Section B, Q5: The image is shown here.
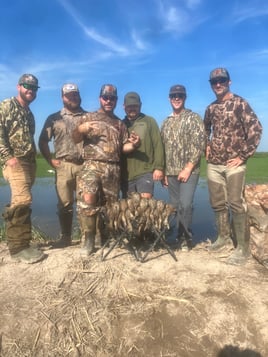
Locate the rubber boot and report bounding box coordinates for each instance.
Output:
[208,210,231,251]
[226,212,250,265]
[79,215,96,257]
[3,205,44,264]
[51,209,73,248]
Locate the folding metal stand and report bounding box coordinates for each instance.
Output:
[100,226,178,263]
[137,227,178,263]
[100,230,140,261]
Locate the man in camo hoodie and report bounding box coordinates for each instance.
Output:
[204,67,262,265]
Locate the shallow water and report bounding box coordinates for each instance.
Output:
[0,177,215,242]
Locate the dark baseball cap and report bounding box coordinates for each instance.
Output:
[62,83,79,95]
[169,84,186,96]
[124,92,141,106]
[100,84,117,97]
[18,74,39,88]
[209,68,230,81]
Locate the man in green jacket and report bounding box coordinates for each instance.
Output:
[121,92,164,199]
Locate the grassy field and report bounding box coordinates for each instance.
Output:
[0,152,267,183]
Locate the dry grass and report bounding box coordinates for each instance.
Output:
[0,241,267,357]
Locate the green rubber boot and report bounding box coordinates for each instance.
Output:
[226,212,250,265]
[11,246,45,264]
[208,210,231,251]
[79,215,96,257]
[51,209,73,248]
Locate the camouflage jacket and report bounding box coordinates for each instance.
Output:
[79,111,129,163]
[0,97,36,165]
[161,109,206,175]
[39,107,85,160]
[204,94,262,165]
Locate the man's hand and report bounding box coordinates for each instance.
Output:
[153,169,164,181]
[6,157,19,168]
[78,121,100,135]
[227,157,244,168]
[205,146,211,160]
[50,158,61,168]
[128,131,140,148]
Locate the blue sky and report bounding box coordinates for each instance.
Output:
[0,0,267,152]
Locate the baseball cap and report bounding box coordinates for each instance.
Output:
[169,84,186,96]
[62,83,79,95]
[18,74,39,88]
[100,84,117,97]
[209,68,230,81]
[124,92,141,106]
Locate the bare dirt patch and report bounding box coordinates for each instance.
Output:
[0,241,267,357]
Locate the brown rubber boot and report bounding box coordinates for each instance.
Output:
[208,210,231,251]
[226,212,250,265]
[79,215,96,257]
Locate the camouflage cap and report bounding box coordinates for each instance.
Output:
[62,83,79,95]
[169,84,186,96]
[100,84,117,97]
[209,68,230,81]
[124,92,141,106]
[18,74,39,87]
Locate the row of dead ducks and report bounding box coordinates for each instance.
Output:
[101,192,176,235]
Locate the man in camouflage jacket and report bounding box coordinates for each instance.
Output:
[0,74,44,263]
[39,83,85,248]
[73,84,140,257]
[204,67,262,265]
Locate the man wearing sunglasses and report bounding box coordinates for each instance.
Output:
[204,67,262,265]
[161,85,206,252]
[73,84,140,256]
[0,74,44,263]
[39,83,86,249]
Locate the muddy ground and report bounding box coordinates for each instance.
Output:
[0,239,267,357]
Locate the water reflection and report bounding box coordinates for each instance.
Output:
[0,178,215,242]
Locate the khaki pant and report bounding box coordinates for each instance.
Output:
[207,163,247,214]
[55,161,82,211]
[3,159,36,208]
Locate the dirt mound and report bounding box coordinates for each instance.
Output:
[0,241,267,357]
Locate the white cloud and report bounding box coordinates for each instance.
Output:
[57,0,145,56]
[185,0,202,10]
[131,30,148,51]
[157,0,206,36]
[232,3,268,23]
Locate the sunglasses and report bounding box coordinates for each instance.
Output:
[21,83,39,91]
[169,93,185,99]
[101,95,117,101]
[210,78,228,86]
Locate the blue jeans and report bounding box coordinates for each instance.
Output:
[166,173,199,240]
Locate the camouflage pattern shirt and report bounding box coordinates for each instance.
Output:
[79,111,129,163]
[39,107,85,160]
[161,109,206,175]
[204,94,262,165]
[0,97,36,165]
